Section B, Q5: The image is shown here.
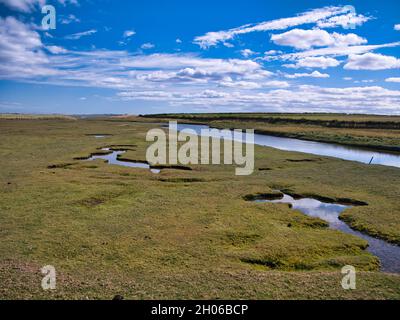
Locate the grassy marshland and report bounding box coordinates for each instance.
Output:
[0,117,399,299]
[141,113,400,152]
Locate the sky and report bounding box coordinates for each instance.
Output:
[0,0,399,115]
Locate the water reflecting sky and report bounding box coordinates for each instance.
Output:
[176,124,400,168]
[87,148,160,173]
[256,194,400,273]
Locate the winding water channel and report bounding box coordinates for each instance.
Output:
[253,193,400,273]
[175,123,400,168]
[83,124,400,272]
[174,123,400,272]
[86,148,160,173]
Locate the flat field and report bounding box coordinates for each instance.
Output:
[0,117,399,299]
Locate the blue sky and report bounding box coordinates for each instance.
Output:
[0,0,399,114]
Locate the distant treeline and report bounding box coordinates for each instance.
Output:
[141,113,400,130]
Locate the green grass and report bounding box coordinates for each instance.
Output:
[0,118,399,299]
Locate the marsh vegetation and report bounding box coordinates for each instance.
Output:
[0,115,399,299]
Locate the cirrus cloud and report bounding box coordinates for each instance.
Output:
[194,6,369,48]
[316,12,370,28]
[60,14,80,25]
[280,41,400,60]
[65,29,97,40]
[1,11,399,115]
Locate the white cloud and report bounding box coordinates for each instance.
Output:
[119,30,136,45]
[316,12,370,28]
[60,14,80,25]
[0,0,78,12]
[0,0,45,12]
[220,80,289,89]
[134,58,272,85]
[284,56,340,69]
[331,32,368,46]
[0,16,56,78]
[119,54,271,78]
[176,38,182,43]
[258,50,284,61]
[46,45,68,54]
[281,42,400,59]
[394,24,400,31]
[220,80,290,89]
[271,29,366,50]
[65,29,97,40]
[118,85,400,114]
[264,50,281,55]
[58,0,79,6]
[0,18,273,90]
[1,16,398,115]
[123,30,136,38]
[219,80,262,89]
[343,77,352,80]
[344,53,400,70]
[385,77,400,83]
[141,42,155,50]
[263,80,290,88]
[240,49,257,57]
[285,71,329,79]
[271,29,328,49]
[193,6,369,48]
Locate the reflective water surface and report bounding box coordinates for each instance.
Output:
[86,134,112,138]
[255,193,400,273]
[175,124,400,168]
[86,148,160,173]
